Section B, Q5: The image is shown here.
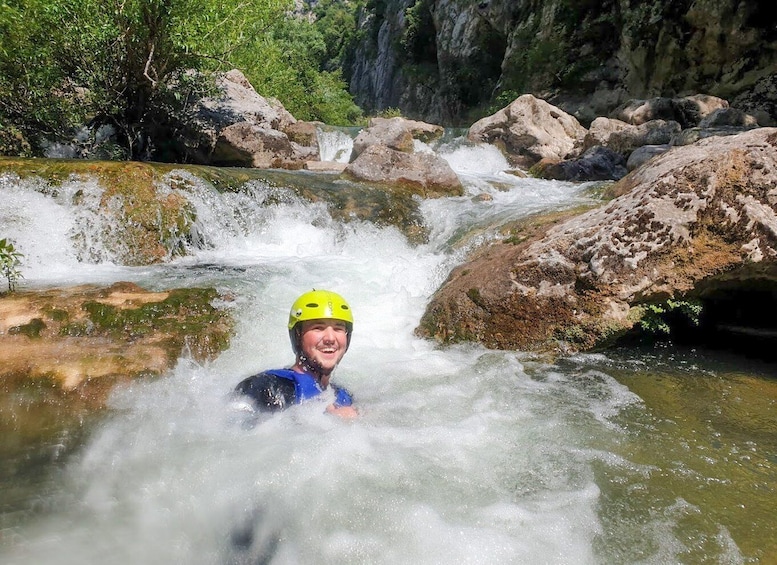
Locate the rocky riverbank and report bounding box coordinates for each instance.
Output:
[417,128,777,355]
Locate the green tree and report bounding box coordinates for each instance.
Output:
[0,0,292,159]
[241,14,362,125]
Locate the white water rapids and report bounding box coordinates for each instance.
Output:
[1,134,775,564]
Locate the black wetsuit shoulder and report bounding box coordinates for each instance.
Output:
[234,371,296,412]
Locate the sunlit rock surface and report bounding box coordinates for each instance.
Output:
[468,94,587,169]
[343,144,463,198]
[350,116,444,160]
[418,128,777,352]
[181,69,316,169]
[0,282,233,397]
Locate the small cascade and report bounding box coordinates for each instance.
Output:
[316,126,358,162]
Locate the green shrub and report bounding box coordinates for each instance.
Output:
[638,298,703,335]
[0,238,23,293]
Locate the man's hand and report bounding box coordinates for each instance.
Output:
[326,404,359,419]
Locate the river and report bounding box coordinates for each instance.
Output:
[0,133,775,564]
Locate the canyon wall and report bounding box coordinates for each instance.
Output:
[348,0,777,126]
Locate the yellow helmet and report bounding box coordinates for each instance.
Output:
[288,290,354,355]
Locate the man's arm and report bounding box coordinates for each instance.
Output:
[234,372,296,412]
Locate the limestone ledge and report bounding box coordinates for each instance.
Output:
[0,281,233,398]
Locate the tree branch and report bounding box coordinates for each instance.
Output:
[144,43,158,87]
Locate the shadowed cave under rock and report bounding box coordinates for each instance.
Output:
[624,278,777,361]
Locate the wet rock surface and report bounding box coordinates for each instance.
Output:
[0,282,233,398]
[417,128,777,353]
[342,116,461,197]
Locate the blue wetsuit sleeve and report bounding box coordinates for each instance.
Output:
[234,372,296,412]
[333,386,353,407]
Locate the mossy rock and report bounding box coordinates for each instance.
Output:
[0,281,234,396]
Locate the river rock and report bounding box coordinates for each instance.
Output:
[532,146,627,182]
[671,126,757,147]
[181,69,312,168]
[467,94,587,169]
[626,144,672,171]
[698,107,760,128]
[283,120,321,146]
[610,94,729,127]
[351,116,444,161]
[583,116,681,156]
[417,127,777,353]
[0,282,233,396]
[212,122,294,168]
[342,144,463,197]
[583,117,631,151]
[606,119,682,155]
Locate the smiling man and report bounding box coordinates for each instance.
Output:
[234,289,358,418]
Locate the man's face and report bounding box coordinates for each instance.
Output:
[299,318,348,374]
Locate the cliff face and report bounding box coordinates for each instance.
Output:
[348,0,777,126]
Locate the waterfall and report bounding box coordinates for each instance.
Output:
[0,140,774,564]
[316,126,358,163]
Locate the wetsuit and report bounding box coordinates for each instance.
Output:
[234,368,353,413]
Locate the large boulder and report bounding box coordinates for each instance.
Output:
[197,69,296,131]
[181,69,315,169]
[342,144,463,198]
[350,117,444,161]
[467,95,587,169]
[417,128,777,353]
[610,94,729,128]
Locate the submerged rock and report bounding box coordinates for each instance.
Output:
[0,282,233,398]
[417,127,777,353]
[0,157,433,253]
[0,158,196,265]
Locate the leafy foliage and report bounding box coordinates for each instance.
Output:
[241,14,363,125]
[638,298,703,335]
[0,238,24,293]
[0,0,364,158]
[401,0,436,64]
